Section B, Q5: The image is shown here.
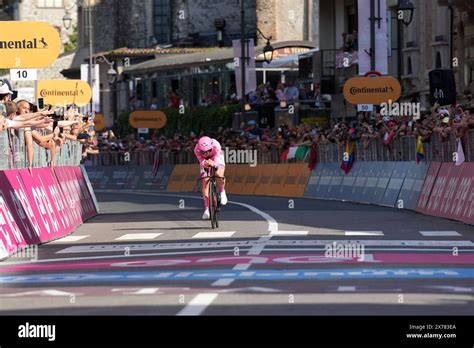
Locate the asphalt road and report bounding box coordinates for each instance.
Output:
[0,190,473,315]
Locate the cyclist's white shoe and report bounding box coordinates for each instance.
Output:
[220,191,228,205]
[202,209,210,220]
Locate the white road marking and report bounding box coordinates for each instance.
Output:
[0,289,79,297]
[265,248,473,253]
[177,293,219,316]
[211,263,253,286]
[308,228,345,235]
[0,249,246,266]
[345,231,384,236]
[115,233,162,241]
[56,239,474,254]
[233,263,252,270]
[428,286,473,293]
[211,278,235,286]
[192,231,236,239]
[419,231,461,237]
[49,235,90,243]
[212,236,271,287]
[247,236,272,255]
[227,201,278,234]
[2,246,474,267]
[218,287,281,293]
[117,191,279,234]
[271,230,309,236]
[337,286,356,292]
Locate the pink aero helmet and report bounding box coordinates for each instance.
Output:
[197,136,213,154]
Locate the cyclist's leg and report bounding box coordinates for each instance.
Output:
[202,177,210,207]
[216,166,227,205]
[200,166,210,218]
[216,166,225,191]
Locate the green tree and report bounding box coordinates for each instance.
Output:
[116,104,239,139]
[64,25,78,53]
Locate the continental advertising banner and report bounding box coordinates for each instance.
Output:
[129,111,167,129]
[0,21,61,68]
[37,80,92,107]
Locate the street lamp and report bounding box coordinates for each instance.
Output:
[107,66,117,85]
[96,54,118,127]
[262,40,274,65]
[255,28,274,65]
[62,0,94,115]
[396,0,415,86]
[240,0,274,126]
[398,0,415,27]
[62,11,73,30]
[97,55,118,85]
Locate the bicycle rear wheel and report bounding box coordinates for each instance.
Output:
[214,183,219,228]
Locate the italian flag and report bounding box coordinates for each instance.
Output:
[280,146,308,161]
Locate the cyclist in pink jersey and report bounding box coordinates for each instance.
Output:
[194,136,227,219]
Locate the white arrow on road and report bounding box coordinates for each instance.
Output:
[0,289,80,297]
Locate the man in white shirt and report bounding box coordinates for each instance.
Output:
[0,80,13,117]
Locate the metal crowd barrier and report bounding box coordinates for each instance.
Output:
[85,130,474,166]
[0,130,83,170]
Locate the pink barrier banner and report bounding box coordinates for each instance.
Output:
[416,162,441,213]
[0,170,43,245]
[417,162,474,225]
[456,163,474,225]
[436,163,463,220]
[0,171,28,259]
[424,163,451,214]
[71,166,97,220]
[0,166,97,259]
[53,166,83,227]
[18,168,69,242]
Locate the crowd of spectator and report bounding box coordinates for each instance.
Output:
[4,74,473,168]
[0,81,99,171]
[242,81,330,107]
[95,99,474,163]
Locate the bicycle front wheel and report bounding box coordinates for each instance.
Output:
[209,179,216,229]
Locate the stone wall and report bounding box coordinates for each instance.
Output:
[18,0,78,53]
[174,0,256,44]
[93,0,118,52]
[257,0,319,44]
[256,0,276,45]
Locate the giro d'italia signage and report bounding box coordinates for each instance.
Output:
[0,21,61,68]
[129,111,167,129]
[343,73,401,105]
[37,80,92,107]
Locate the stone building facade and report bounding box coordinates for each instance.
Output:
[172,0,256,46]
[385,0,452,106]
[90,0,319,51]
[317,0,454,111]
[90,0,256,51]
[440,0,474,98]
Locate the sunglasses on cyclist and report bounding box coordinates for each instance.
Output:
[200,149,212,156]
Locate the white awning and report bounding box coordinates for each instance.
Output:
[262,48,319,69]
